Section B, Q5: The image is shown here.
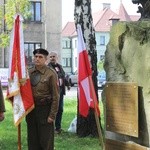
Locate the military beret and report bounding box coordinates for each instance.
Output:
[33,48,49,56]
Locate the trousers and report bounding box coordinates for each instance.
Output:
[26,105,54,150]
[55,88,64,130]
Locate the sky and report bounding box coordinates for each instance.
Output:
[62,0,140,28]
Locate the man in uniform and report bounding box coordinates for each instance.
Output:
[48,51,70,134]
[0,80,5,122]
[26,48,59,150]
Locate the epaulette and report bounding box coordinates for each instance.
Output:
[28,66,34,70]
[48,66,57,76]
[27,66,34,71]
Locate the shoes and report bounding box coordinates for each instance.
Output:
[55,128,64,134]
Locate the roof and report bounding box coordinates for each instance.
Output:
[62,3,140,36]
[118,3,131,21]
[62,22,76,37]
[130,15,140,21]
[93,8,119,32]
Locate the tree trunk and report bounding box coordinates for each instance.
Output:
[74,0,101,137]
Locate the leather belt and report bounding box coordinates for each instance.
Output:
[35,96,52,106]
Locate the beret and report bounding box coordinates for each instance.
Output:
[33,48,49,56]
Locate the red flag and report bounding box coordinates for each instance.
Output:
[77,25,100,117]
[7,14,34,126]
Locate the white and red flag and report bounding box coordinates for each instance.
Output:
[77,25,100,117]
[7,14,34,126]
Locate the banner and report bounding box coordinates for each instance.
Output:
[77,25,100,117]
[7,14,34,126]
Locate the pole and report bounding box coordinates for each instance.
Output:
[18,123,21,150]
[89,76,105,150]
[94,110,105,150]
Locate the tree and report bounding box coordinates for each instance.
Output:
[74,0,102,137]
[0,0,31,47]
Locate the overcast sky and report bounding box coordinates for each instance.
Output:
[62,0,140,28]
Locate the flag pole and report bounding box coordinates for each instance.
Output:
[89,76,105,150]
[94,110,105,150]
[18,123,21,150]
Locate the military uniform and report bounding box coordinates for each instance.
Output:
[0,81,5,113]
[26,65,59,150]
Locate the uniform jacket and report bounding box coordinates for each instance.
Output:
[0,81,5,112]
[29,65,59,120]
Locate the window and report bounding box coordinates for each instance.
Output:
[100,55,105,61]
[67,41,70,48]
[75,57,77,68]
[62,40,70,48]
[62,58,71,67]
[30,2,42,22]
[24,42,42,66]
[100,36,105,45]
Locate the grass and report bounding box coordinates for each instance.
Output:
[0,96,104,150]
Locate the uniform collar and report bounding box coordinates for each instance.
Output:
[31,65,47,74]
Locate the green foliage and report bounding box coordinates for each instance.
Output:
[0,97,104,150]
[5,0,31,30]
[0,33,10,47]
[0,0,31,47]
[97,60,104,71]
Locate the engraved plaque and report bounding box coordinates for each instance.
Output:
[105,139,148,150]
[105,82,138,137]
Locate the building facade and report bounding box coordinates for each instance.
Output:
[61,3,140,73]
[0,0,62,68]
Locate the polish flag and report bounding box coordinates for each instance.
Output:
[7,14,34,126]
[77,25,100,117]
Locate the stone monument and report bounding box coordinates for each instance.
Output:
[132,0,150,19]
[103,12,150,149]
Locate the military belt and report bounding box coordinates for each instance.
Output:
[35,96,52,106]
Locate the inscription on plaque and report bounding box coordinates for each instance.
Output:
[105,139,148,150]
[105,82,138,137]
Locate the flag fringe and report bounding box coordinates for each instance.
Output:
[19,78,28,86]
[7,90,20,99]
[14,104,34,126]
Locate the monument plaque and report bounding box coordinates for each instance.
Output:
[105,82,138,137]
[105,139,148,150]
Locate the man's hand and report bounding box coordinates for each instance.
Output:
[0,112,4,122]
[67,86,71,91]
[47,117,54,123]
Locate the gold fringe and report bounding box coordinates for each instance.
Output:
[14,104,35,127]
[7,90,20,99]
